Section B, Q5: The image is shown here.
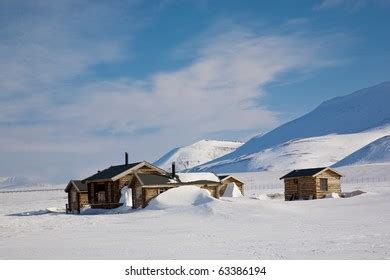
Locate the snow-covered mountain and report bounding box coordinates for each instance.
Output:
[154,140,243,171]
[192,81,390,172]
[0,176,64,190]
[333,135,390,167]
[0,176,31,189]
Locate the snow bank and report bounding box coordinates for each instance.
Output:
[222,182,243,197]
[254,193,284,200]
[119,186,132,207]
[325,192,340,199]
[256,194,271,201]
[341,190,366,198]
[176,172,220,183]
[10,207,65,216]
[147,185,216,210]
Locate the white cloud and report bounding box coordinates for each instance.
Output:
[74,29,336,135]
[0,6,342,181]
[315,0,390,10]
[0,0,140,95]
[17,28,337,148]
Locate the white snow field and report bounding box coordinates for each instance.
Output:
[0,164,389,260]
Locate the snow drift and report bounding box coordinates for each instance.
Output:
[333,135,390,167]
[222,183,243,197]
[147,186,216,210]
[119,186,132,207]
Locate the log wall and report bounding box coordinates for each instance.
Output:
[284,177,316,200]
[315,170,341,198]
[284,171,341,200]
[79,193,88,206]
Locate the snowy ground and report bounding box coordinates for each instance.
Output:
[0,164,389,260]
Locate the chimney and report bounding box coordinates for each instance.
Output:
[125,152,129,165]
[171,162,176,178]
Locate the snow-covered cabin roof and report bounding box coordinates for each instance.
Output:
[176,172,220,184]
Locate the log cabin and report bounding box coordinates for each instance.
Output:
[83,155,170,209]
[218,175,245,196]
[280,167,343,201]
[64,154,246,213]
[65,180,88,213]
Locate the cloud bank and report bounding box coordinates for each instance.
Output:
[0,2,340,181]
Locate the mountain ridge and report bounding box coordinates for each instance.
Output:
[191,81,390,172]
[333,135,390,167]
[154,139,243,171]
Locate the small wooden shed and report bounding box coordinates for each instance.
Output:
[218,175,245,196]
[65,180,88,213]
[280,167,343,201]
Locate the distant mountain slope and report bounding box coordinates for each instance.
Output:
[333,135,390,167]
[193,81,390,172]
[0,176,30,189]
[0,176,64,190]
[154,140,243,172]
[193,127,390,173]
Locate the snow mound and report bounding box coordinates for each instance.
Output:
[333,135,390,167]
[9,207,65,216]
[341,190,366,198]
[154,139,243,171]
[222,183,243,197]
[255,194,270,200]
[119,186,132,207]
[147,186,216,210]
[177,172,220,183]
[325,192,340,199]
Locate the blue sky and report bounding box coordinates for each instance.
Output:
[1,0,390,182]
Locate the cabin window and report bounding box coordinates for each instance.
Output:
[293,179,298,184]
[320,178,328,191]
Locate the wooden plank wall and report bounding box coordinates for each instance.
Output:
[143,188,160,207]
[315,170,341,198]
[284,177,316,200]
[79,193,88,206]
